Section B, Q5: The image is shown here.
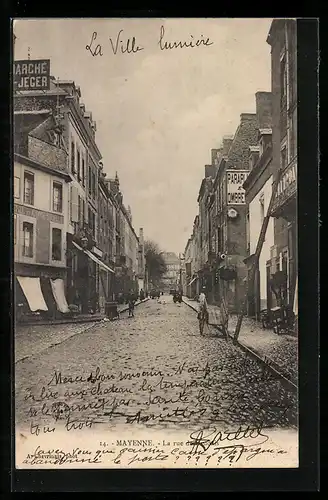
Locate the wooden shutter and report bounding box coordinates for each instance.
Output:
[70,185,79,223]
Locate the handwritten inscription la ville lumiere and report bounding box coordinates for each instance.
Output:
[85,25,214,57]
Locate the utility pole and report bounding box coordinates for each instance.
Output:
[233,167,284,343]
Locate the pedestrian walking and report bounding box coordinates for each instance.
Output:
[128,290,136,317]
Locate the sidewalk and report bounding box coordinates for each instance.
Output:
[183,296,298,387]
[16,298,150,326]
[15,298,150,362]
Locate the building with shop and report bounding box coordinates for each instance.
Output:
[208,112,259,313]
[266,19,297,319]
[14,75,115,314]
[14,110,72,319]
[243,92,274,319]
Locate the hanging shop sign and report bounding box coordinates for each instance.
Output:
[272,160,297,212]
[226,170,249,205]
[13,59,50,91]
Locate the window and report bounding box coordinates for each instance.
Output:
[281,146,287,170]
[52,227,62,261]
[71,140,75,174]
[259,193,265,224]
[24,172,34,205]
[53,182,63,213]
[77,148,81,182]
[14,215,17,245]
[246,211,250,252]
[82,157,85,187]
[88,166,92,196]
[289,109,297,161]
[88,208,95,237]
[22,221,33,257]
[280,54,287,107]
[92,172,96,199]
[14,176,20,199]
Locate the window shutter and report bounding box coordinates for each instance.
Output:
[70,186,79,223]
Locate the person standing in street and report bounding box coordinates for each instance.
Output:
[128,290,136,317]
[198,286,209,324]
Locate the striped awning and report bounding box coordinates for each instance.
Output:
[72,241,114,273]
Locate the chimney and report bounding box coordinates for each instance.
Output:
[240,113,257,122]
[222,135,234,156]
[139,228,144,244]
[255,91,272,129]
[211,148,221,166]
[205,164,215,178]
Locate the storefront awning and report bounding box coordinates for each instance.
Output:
[50,278,70,313]
[188,276,198,286]
[17,276,48,312]
[72,240,114,273]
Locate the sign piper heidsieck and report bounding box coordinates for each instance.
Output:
[13,59,50,91]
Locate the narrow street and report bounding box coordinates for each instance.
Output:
[15,297,297,434]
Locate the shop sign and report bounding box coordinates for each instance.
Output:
[272,161,297,211]
[13,59,50,91]
[226,170,249,205]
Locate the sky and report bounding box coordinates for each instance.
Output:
[13,18,272,255]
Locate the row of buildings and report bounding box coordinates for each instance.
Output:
[182,19,297,325]
[13,67,146,317]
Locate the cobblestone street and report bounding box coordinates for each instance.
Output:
[15,297,298,435]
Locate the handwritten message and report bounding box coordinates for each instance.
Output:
[85,25,214,57]
[20,350,296,436]
[19,426,297,469]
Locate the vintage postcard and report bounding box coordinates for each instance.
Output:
[13,18,299,470]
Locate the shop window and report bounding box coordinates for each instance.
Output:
[53,182,63,213]
[23,171,34,205]
[22,221,34,257]
[52,227,62,261]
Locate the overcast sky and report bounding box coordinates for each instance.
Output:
[14,18,272,255]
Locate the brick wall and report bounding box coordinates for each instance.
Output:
[28,136,68,173]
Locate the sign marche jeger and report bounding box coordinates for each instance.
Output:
[226,170,249,205]
[13,59,50,91]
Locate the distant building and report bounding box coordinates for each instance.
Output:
[161,252,180,292]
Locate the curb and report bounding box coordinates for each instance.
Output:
[117,297,150,314]
[182,297,297,393]
[16,298,151,327]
